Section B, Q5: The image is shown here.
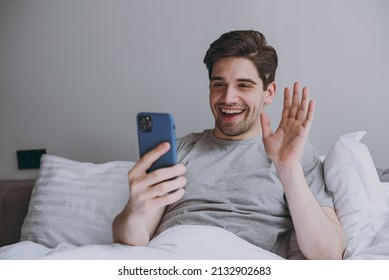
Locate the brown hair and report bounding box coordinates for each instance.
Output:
[203,30,278,90]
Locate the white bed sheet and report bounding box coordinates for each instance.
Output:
[2,223,389,260]
[0,225,283,260]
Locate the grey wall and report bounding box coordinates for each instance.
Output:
[1,0,389,179]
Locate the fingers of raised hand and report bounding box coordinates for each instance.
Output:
[296,86,310,122]
[281,87,291,119]
[260,112,272,138]
[289,82,302,117]
[283,82,313,125]
[303,99,315,130]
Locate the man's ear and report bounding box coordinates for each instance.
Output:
[264,82,276,104]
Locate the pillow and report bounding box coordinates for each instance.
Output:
[381,182,389,207]
[20,154,135,247]
[323,131,388,258]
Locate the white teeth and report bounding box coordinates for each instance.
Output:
[221,108,243,114]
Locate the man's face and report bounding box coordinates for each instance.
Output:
[209,57,274,140]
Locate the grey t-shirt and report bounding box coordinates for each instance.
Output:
[155,129,333,258]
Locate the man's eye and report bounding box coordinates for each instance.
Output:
[213,83,225,88]
[238,83,251,88]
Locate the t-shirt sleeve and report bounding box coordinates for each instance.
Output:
[176,132,204,163]
[301,142,334,208]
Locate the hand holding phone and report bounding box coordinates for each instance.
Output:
[113,122,185,245]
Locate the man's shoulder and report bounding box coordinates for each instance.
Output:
[177,130,211,145]
[302,140,319,160]
[176,130,213,156]
[300,140,323,173]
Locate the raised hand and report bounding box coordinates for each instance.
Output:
[260,82,315,167]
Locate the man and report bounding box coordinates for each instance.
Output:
[112,30,346,259]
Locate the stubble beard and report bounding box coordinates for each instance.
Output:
[215,109,260,137]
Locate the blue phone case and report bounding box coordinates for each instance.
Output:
[136,112,177,173]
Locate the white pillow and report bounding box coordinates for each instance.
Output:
[381,182,389,207]
[20,154,134,247]
[323,131,388,258]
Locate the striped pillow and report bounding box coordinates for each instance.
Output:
[20,154,134,247]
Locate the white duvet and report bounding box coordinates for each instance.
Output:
[2,223,389,260]
[0,226,283,260]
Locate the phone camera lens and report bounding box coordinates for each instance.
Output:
[139,115,152,132]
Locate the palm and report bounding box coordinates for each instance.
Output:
[261,82,314,166]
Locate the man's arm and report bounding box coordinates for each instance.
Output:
[260,82,346,259]
[276,164,345,259]
[112,142,187,246]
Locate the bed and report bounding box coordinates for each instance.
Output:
[1,131,388,260]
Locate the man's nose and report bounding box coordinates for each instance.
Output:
[223,86,238,104]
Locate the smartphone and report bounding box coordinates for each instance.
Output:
[136,112,177,173]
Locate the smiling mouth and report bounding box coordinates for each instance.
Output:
[221,108,244,114]
[219,107,246,120]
